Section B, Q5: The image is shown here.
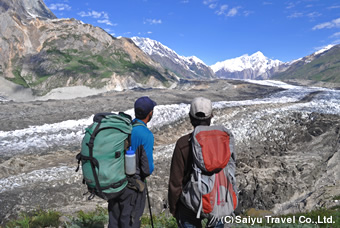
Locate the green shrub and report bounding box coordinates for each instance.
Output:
[141,213,177,228]
[4,209,61,228]
[68,206,108,228]
[30,210,61,228]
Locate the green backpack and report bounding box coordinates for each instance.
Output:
[76,112,132,200]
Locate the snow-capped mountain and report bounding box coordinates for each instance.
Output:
[211,51,288,80]
[273,44,340,82]
[131,37,215,80]
[288,44,335,65]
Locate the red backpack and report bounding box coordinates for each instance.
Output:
[180,125,238,226]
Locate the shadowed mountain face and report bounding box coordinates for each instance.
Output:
[0,0,176,96]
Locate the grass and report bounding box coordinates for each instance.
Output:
[42,47,166,82]
[2,205,339,228]
[9,41,172,93]
[6,69,29,88]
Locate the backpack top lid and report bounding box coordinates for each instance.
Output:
[93,112,132,123]
[192,125,232,173]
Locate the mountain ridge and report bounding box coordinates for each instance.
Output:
[273,44,340,83]
[131,37,215,80]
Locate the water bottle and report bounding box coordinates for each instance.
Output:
[125,146,136,175]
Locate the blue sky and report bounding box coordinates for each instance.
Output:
[45,0,340,65]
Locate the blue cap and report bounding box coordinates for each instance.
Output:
[126,147,135,155]
[134,96,157,119]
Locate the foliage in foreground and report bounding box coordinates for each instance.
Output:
[4,209,62,228]
[2,204,339,228]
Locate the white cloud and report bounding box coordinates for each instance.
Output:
[328,5,340,10]
[77,10,115,26]
[203,0,218,5]
[216,5,228,16]
[144,19,162,25]
[286,2,296,9]
[49,3,71,11]
[78,11,89,17]
[104,28,115,36]
[216,5,240,17]
[263,2,273,5]
[227,7,239,17]
[307,12,322,18]
[330,32,340,38]
[331,39,340,45]
[98,19,116,26]
[243,10,253,17]
[287,12,303,18]
[312,22,332,30]
[205,1,241,17]
[203,0,219,9]
[313,17,340,30]
[92,11,102,18]
[209,3,218,9]
[78,10,108,19]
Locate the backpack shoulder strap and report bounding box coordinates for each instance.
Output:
[132,119,145,127]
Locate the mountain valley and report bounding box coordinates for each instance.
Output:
[0,1,340,225]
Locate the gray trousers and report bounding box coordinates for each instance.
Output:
[108,187,146,228]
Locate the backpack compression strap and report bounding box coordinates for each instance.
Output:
[86,121,105,199]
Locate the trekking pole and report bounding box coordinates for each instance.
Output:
[145,180,154,228]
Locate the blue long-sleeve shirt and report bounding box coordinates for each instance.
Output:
[131,119,154,178]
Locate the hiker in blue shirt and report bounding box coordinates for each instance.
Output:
[131,97,156,177]
[108,96,156,228]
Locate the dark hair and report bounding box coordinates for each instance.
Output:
[135,107,148,119]
[189,113,211,128]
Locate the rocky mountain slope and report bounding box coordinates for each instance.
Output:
[2,0,339,100]
[273,44,340,83]
[0,0,176,97]
[211,51,289,80]
[131,37,215,80]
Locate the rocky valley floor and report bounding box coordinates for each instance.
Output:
[0,79,339,224]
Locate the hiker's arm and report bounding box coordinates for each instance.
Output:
[137,131,154,178]
[168,142,185,216]
[132,126,155,179]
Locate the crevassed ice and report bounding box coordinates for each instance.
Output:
[1,81,340,157]
[0,166,80,193]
